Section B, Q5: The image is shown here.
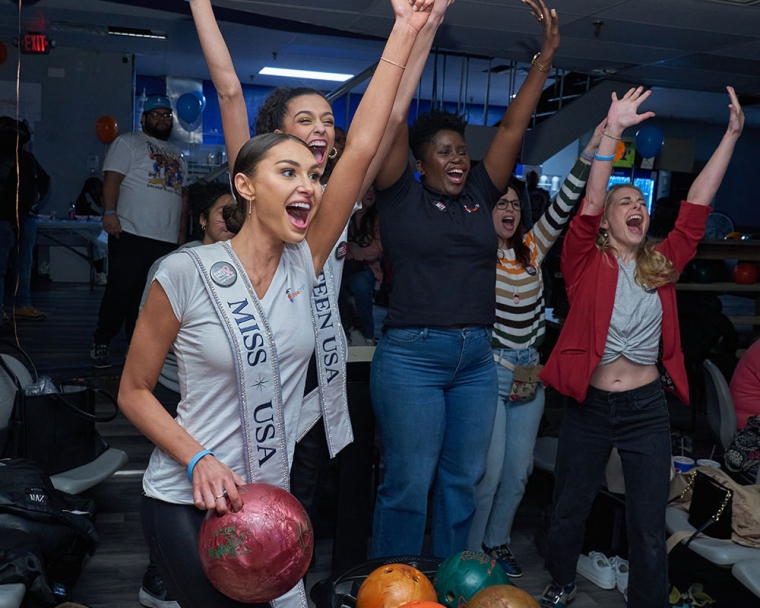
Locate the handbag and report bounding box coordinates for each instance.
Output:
[670,470,733,546]
[0,357,118,475]
[493,355,543,403]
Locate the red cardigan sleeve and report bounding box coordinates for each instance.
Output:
[654,201,711,272]
[561,199,604,301]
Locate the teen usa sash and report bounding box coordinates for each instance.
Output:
[299,255,353,456]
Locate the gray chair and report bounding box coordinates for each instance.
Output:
[703,358,738,451]
[0,354,128,608]
[731,559,760,598]
[0,354,128,494]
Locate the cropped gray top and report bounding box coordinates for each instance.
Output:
[601,258,663,366]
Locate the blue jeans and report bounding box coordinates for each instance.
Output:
[469,347,544,550]
[15,216,36,308]
[546,379,671,608]
[370,326,498,558]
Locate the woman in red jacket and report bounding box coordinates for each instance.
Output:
[537,86,744,608]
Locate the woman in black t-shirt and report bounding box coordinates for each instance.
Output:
[370,0,560,559]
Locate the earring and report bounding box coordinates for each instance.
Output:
[248,198,253,217]
[328,147,338,160]
[201,224,206,232]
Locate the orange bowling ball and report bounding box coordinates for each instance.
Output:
[466,585,539,608]
[399,601,447,608]
[357,564,438,608]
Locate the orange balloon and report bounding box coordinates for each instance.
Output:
[96,115,119,144]
[467,585,539,608]
[613,140,626,162]
[357,564,438,608]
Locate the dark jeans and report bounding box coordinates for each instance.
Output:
[546,379,671,608]
[141,496,270,608]
[344,266,375,339]
[93,231,176,345]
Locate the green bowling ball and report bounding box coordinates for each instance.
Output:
[433,551,511,608]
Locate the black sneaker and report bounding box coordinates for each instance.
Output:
[538,581,577,608]
[139,572,179,608]
[91,343,111,369]
[483,543,523,578]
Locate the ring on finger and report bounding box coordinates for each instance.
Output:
[537,14,544,21]
[214,490,227,500]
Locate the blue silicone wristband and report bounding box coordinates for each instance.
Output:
[187,449,214,482]
[103,210,117,215]
[594,152,616,162]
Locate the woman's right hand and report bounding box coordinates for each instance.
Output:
[606,86,655,134]
[192,454,246,515]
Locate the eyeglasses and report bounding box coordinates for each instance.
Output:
[147,111,173,120]
[496,199,522,210]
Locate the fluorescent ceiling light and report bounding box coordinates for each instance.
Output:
[258,67,353,82]
[108,27,167,40]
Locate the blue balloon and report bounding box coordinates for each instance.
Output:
[177,92,202,124]
[190,90,206,113]
[635,125,664,158]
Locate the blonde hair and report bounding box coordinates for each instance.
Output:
[595,184,679,289]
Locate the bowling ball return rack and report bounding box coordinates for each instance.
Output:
[310,556,444,608]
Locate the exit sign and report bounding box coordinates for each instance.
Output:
[19,33,52,55]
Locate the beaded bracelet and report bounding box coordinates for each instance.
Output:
[187,449,214,482]
[594,152,616,162]
[380,57,406,70]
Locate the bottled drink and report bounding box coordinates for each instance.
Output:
[68,202,76,220]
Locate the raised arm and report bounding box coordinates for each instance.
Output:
[686,86,744,207]
[308,0,437,274]
[583,87,655,216]
[372,0,452,191]
[188,0,250,170]
[530,119,604,259]
[481,0,559,191]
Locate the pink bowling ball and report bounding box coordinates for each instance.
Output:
[198,483,313,602]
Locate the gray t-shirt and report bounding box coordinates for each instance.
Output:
[142,240,318,504]
[601,258,662,366]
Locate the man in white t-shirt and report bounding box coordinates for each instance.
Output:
[91,95,188,369]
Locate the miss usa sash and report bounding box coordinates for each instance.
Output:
[187,242,289,488]
[301,255,353,456]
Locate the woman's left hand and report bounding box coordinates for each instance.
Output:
[726,86,745,139]
[392,0,436,32]
[523,0,560,53]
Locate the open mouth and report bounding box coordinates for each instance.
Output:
[446,167,464,184]
[308,140,327,165]
[286,201,311,230]
[626,214,644,234]
[502,215,516,230]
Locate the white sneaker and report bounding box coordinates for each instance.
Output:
[576,551,616,590]
[609,556,629,600]
[95,272,108,286]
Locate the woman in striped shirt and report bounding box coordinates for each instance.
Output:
[467,121,604,576]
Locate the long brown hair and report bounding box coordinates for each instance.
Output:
[595,184,679,288]
[504,179,531,267]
